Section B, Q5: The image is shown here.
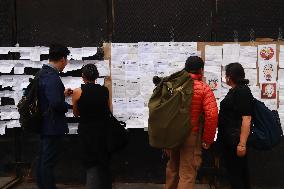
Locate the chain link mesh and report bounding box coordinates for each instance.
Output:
[113,0,213,42]
[216,0,284,41]
[0,0,13,46]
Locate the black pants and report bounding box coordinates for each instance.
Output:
[86,165,112,189]
[223,147,251,189]
[36,135,63,189]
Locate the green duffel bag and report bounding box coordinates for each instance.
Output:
[148,70,194,149]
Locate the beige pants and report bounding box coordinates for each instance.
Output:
[165,132,202,189]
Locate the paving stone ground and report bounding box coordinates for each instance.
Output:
[12,182,214,189]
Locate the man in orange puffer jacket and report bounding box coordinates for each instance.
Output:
[165,56,218,189]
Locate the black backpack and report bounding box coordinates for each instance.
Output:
[107,112,129,153]
[17,70,43,133]
[250,98,283,150]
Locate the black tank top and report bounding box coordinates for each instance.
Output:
[77,83,109,124]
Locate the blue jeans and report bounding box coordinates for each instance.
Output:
[36,135,63,189]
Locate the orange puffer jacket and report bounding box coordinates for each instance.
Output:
[189,73,218,144]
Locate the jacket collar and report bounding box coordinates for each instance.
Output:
[189,73,202,80]
[42,64,60,74]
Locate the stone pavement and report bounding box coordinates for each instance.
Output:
[13,182,215,189]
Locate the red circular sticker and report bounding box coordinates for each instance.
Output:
[260,47,274,60]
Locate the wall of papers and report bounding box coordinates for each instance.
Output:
[110,42,284,133]
[1,42,284,134]
[0,46,107,135]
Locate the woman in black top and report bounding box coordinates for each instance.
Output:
[72,64,111,189]
[217,63,253,189]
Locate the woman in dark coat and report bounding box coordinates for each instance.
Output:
[217,63,253,189]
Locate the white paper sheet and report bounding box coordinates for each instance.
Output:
[8,47,20,52]
[127,96,145,109]
[0,105,19,120]
[68,48,83,60]
[68,123,78,134]
[13,90,24,105]
[82,47,97,57]
[64,60,83,72]
[30,47,41,61]
[0,47,10,54]
[112,110,129,122]
[96,78,105,86]
[13,63,25,74]
[140,75,155,99]
[112,98,127,110]
[0,123,6,135]
[126,77,141,97]
[40,46,49,54]
[96,60,110,76]
[2,75,33,90]
[125,108,146,128]
[168,61,185,74]
[279,45,284,68]
[112,80,126,98]
[31,61,43,69]
[239,46,257,68]
[65,96,72,105]
[205,45,222,67]
[138,42,154,54]
[0,75,15,87]
[222,44,240,66]
[139,60,155,73]
[262,99,278,110]
[19,47,32,60]
[278,69,284,85]
[6,120,20,128]
[61,77,82,89]
[0,90,15,98]
[111,43,138,61]
[0,60,15,73]
[126,118,145,128]
[244,69,257,85]
[65,109,74,118]
[111,61,125,80]
[249,85,261,100]
[154,60,169,77]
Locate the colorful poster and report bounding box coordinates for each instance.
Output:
[261,83,277,99]
[258,44,277,62]
[259,62,277,82]
[205,70,221,98]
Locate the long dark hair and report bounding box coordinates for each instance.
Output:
[225,63,249,85]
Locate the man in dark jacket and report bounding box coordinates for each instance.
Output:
[36,44,72,189]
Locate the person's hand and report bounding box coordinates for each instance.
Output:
[64,88,73,97]
[237,144,247,157]
[202,142,211,150]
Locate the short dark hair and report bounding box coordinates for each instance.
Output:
[81,64,99,81]
[184,56,204,74]
[225,63,249,85]
[49,44,70,61]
